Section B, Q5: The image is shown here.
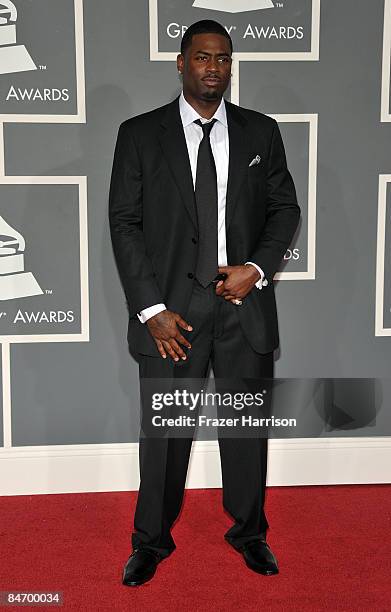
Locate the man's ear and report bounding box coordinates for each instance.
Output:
[177,53,184,74]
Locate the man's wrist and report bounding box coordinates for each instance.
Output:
[245,262,266,290]
[137,304,167,323]
[245,262,261,280]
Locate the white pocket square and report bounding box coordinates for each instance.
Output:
[248,155,261,167]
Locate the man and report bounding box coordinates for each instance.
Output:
[109,19,300,586]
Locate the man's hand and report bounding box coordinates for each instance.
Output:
[146,310,193,361]
[215,265,261,301]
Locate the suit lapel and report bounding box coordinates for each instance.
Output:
[225,100,248,231]
[158,96,198,230]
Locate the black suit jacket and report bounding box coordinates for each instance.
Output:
[109,95,300,356]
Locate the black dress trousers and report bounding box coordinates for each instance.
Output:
[131,278,273,558]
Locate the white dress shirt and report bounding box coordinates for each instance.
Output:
[137,91,264,323]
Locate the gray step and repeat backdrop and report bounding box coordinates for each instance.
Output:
[0,1,390,467]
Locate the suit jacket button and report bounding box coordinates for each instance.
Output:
[191,237,197,244]
[187,272,194,279]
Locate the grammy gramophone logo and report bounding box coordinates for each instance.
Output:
[0,0,36,75]
[192,0,274,12]
[0,216,43,301]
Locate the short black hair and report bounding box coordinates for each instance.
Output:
[180,20,233,56]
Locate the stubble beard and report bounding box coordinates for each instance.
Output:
[201,89,220,100]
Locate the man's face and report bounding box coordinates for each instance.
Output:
[177,32,232,101]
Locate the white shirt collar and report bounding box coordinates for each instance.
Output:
[179,90,227,128]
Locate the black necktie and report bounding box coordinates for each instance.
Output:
[193,118,218,287]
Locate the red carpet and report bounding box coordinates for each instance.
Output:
[0,485,390,611]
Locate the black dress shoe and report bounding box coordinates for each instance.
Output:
[122,548,162,586]
[239,540,279,575]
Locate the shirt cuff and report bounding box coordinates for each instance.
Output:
[137,303,167,323]
[245,262,265,290]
